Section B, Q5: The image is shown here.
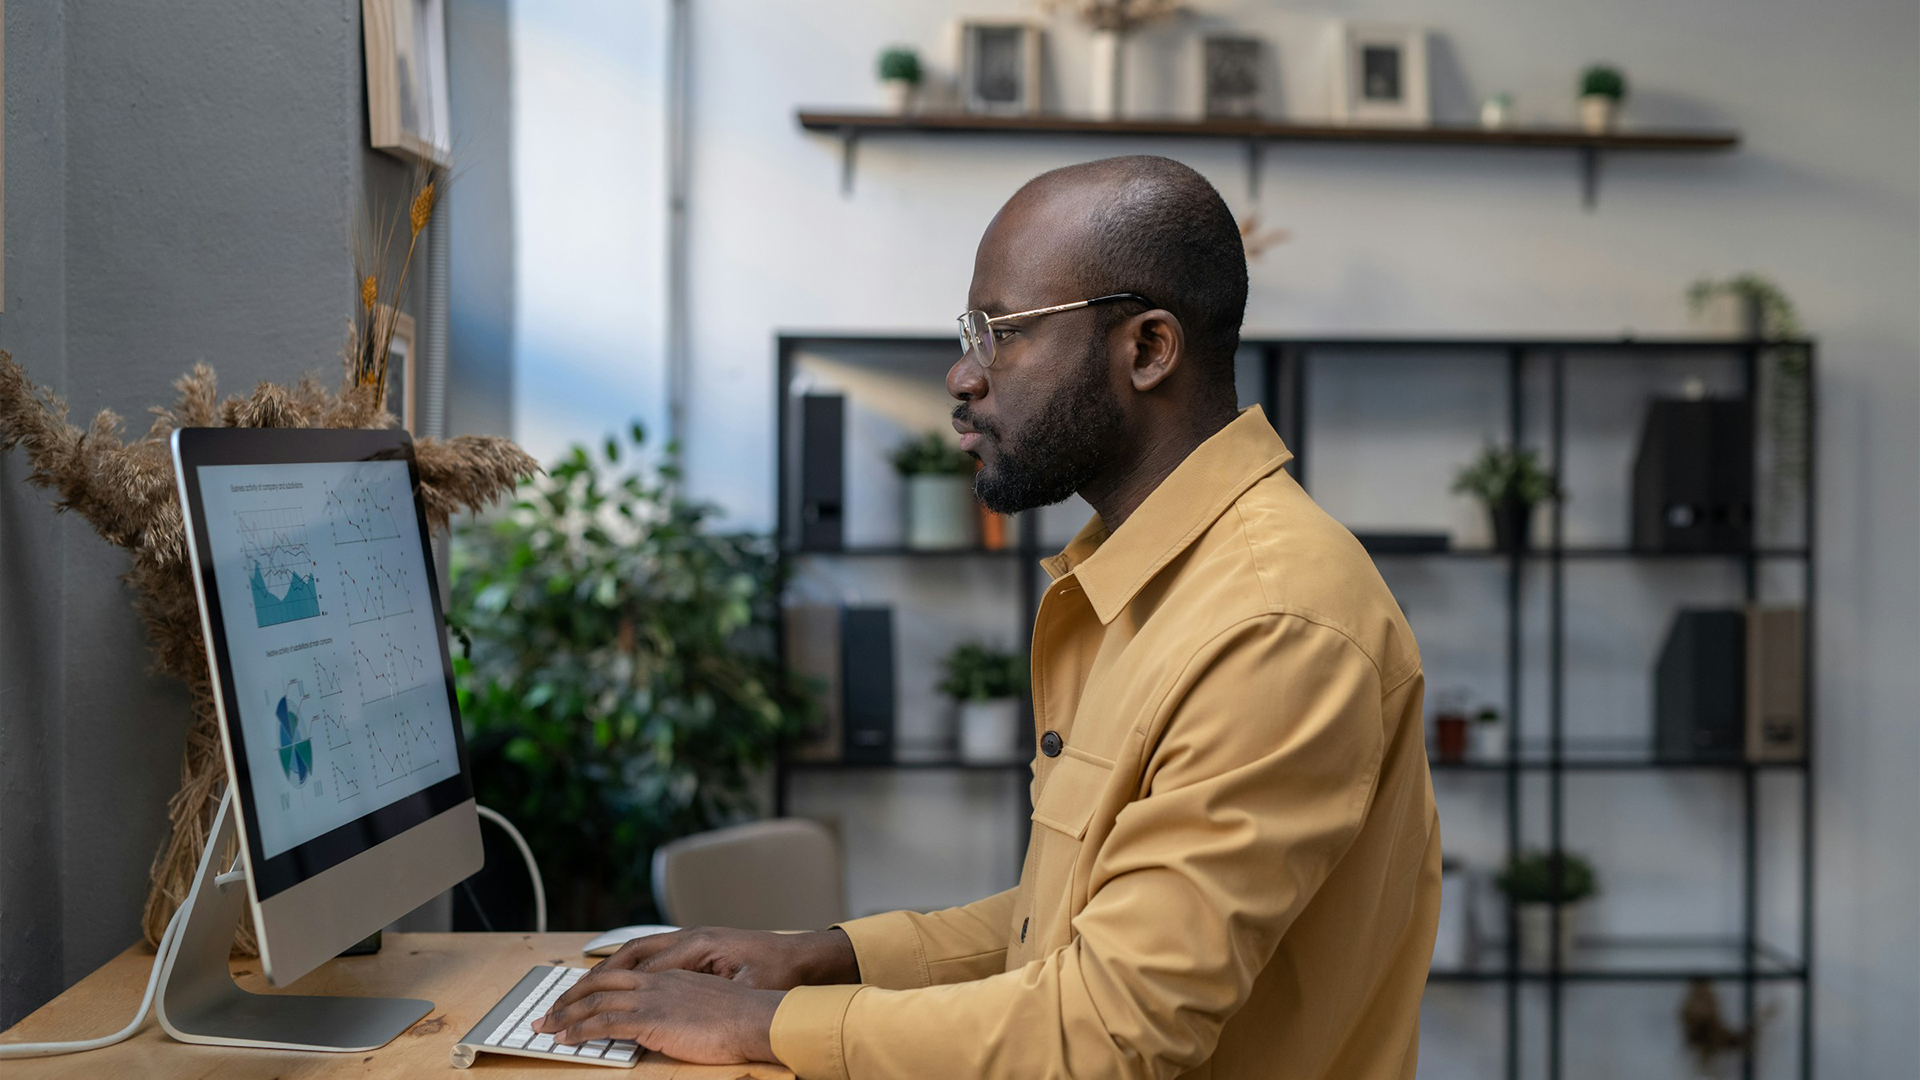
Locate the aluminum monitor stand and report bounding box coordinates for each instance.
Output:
[153,790,431,1052]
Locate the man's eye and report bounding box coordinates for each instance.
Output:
[991,326,1018,342]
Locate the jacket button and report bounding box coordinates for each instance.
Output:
[1041,731,1063,757]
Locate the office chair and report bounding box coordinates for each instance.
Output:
[650,819,846,931]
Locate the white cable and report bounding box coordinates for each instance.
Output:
[475,805,547,934]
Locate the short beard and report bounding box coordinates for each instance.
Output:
[965,338,1124,516]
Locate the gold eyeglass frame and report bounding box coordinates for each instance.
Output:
[956,292,1152,369]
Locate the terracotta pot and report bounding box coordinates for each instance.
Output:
[1435,716,1469,763]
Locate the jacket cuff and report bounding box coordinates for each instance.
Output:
[832,910,929,990]
[770,983,863,1080]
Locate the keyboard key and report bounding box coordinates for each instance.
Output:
[606,1045,637,1062]
[529,1033,556,1052]
[502,1031,533,1049]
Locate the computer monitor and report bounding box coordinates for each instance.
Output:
[165,427,482,1050]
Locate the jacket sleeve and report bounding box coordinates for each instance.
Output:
[769,615,1390,1080]
[831,888,1018,990]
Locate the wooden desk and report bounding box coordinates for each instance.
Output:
[0,933,795,1078]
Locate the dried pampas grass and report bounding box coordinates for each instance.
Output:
[0,348,536,954]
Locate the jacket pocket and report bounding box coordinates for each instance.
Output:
[1029,746,1115,840]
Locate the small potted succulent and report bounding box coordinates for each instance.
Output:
[1452,444,1562,553]
[1471,704,1506,761]
[1578,64,1627,133]
[877,46,923,115]
[939,643,1030,764]
[1497,850,1598,968]
[892,431,978,550]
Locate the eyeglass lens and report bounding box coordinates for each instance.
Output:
[959,310,995,368]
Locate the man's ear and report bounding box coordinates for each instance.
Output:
[1124,309,1185,393]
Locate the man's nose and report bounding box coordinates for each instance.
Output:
[947,353,986,402]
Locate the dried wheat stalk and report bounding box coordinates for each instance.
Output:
[0,349,536,953]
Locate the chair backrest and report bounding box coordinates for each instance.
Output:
[650,819,846,931]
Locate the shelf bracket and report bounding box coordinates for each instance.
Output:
[838,128,860,197]
[1245,138,1264,201]
[1580,148,1600,211]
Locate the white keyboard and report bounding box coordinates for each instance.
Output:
[450,965,642,1068]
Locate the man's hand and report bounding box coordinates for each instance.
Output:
[589,926,859,990]
[531,968,782,1064]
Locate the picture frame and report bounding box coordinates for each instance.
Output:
[1330,22,1429,126]
[361,0,451,165]
[378,305,418,435]
[1202,35,1263,119]
[957,21,1042,116]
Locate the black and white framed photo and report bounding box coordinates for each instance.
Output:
[957,21,1041,115]
[1202,36,1263,119]
[1330,22,1429,125]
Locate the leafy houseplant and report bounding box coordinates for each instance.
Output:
[1687,274,1809,540]
[940,643,1030,763]
[1451,445,1562,552]
[447,424,814,929]
[1578,64,1628,132]
[877,46,922,114]
[1497,850,1599,967]
[892,431,979,550]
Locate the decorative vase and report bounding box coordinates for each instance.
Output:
[905,474,978,549]
[1516,901,1582,968]
[958,698,1024,763]
[882,79,918,115]
[1579,94,1617,133]
[1479,94,1513,129]
[1089,29,1124,120]
[1434,715,1469,763]
[1489,498,1535,553]
[1471,718,1507,760]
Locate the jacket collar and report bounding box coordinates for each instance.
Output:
[1039,405,1293,624]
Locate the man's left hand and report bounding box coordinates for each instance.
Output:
[531,967,784,1064]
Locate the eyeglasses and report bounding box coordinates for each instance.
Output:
[956,293,1153,369]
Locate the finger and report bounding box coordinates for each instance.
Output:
[557,1010,657,1049]
[545,970,641,1018]
[535,989,631,1035]
[634,938,714,975]
[594,929,689,974]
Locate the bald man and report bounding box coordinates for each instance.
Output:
[533,156,1441,1080]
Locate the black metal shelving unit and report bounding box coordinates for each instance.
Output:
[770,332,1816,1080]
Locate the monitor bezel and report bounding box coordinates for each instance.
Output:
[173,426,475,903]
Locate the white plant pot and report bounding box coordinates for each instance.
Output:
[1470,720,1507,760]
[882,79,918,115]
[905,474,977,550]
[1579,95,1617,133]
[958,698,1024,764]
[1089,29,1124,120]
[1516,902,1581,968]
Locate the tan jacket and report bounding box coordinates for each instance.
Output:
[772,406,1440,1080]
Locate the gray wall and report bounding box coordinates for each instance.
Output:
[0,0,429,1027]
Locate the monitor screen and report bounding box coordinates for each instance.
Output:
[194,458,462,861]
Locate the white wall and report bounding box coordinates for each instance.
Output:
[506,1,1918,1074]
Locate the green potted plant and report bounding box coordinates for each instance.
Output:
[1451,444,1562,552]
[939,643,1030,764]
[1471,704,1506,761]
[1496,850,1598,967]
[892,431,978,550]
[877,46,923,114]
[1579,64,1627,132]
[446,423,815,928]
[1685,273,1809,540]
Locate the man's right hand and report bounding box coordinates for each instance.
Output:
[588,926,861,991]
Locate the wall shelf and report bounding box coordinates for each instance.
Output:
[795,110,1741,208]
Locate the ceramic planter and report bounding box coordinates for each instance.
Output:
[905,474,977,550]
[958,698,1024,764]
[1516,901,1582,968]
[882,79,918,115]
[1488,498,1535,553]
[1579,94,1618,133]
[1471,718,1507,760]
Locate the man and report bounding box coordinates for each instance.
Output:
[534,155,1441,1079]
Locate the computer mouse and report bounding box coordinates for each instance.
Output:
[582,924,679,957]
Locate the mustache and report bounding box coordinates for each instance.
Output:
[952,404,1000,439]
